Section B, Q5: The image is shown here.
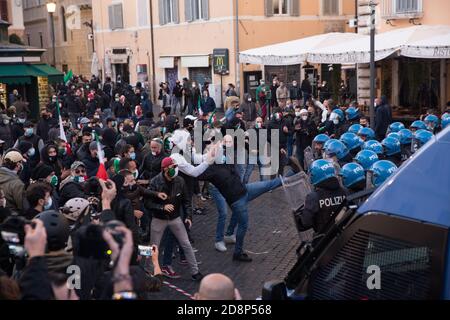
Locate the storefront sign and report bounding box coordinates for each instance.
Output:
[37,77,49,111]
[213,48,229,75]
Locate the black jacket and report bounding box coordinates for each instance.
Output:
[142,151,167,180]
[300,177,347,233]
[19,257,53,300]
[374,97,392,140]
[267,118,289,150]
[199,164,247,206]
[37,117,57,143]
[146,173,192,221]
[294,116,317,150]
[59,179,87,206]
[82,154,100,178]
[289,85,303,100]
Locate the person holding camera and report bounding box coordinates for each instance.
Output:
[146,157,203,281]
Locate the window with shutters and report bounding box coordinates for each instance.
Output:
[160,0,180,25]
[108,4,124,30]
[265,0,299,17]
[185,0,208,22]
[0,0,8,22]
[381,0,423,19]
[322,0,339,16]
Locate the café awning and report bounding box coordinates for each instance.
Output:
[0,63,63,84]
[239,33,365,66]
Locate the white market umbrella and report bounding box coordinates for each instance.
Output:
[401,25,450,59]
[308,25,450,64]
[239,33,365,66]
[91,51,99,77]
[104,53,112,77]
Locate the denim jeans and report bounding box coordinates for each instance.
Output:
[231,176,284,255]
[209,184,237,243]
[236,164,256,185]
[287,134,294,157]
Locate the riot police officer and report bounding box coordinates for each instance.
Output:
[299,159,347,234]
[381,136,402,166]
[398,129,413,162]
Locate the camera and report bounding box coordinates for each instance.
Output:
[138,245,153,257]
[75,220,126,260]
[0,216,34,256]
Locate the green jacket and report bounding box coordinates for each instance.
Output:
[256,84,271,101]
[0,167,26,215]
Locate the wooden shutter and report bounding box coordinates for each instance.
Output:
[201,0,209,20]
[159,0,166,25]
[290,0,299,16]
[115,4,123,29]
[173,0,180,23]
[185,0,193,22]
[108,5,115,29]
[264,0,274,17]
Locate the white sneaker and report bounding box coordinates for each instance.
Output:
[215,241,227,252]
[224,235,236,244]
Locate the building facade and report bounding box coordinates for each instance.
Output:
[0,0,25,38]
[22,0,94,76]
[357,0,450,116]
[93,0,356,103]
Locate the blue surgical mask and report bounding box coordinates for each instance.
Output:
[18,118,26,124]
[25,128,34,136]
[130,152,136,160]
[44,197,53,210]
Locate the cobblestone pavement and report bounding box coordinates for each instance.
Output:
[148,174,300,300]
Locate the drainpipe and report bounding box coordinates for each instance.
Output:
[235,0,240,97]
[149,0,157,103]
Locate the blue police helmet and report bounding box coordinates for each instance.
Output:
[339,162,366,188]
[381,137,401,156]
[398,129,413,145]
[323,138,339,150]
[340,132,363,151]
[413,129,434,148]
[424,114,439,126]
[313,134,330,145]
[324,139,349,160]
[348,124,362,135]
[410,120,426,131]
[331,109,345,121]
[358,127,375,140]
[345,107,359,121]
[309,159,336,186]
[387,132,400,141]
[354,150,379,171]
[370,160,397,187]
[388,122,405,133]
[363,140,384,155]
[441,113,450,129]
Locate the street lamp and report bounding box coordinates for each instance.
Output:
[369,0,376,130]
[83,20,95,52]
[46,1,57,67]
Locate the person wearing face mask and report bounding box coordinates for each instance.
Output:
[17,140,34,187]
[14,121,44,167]
[82,141,101,178]
[120,144,137,163]
[59,161,88,206]
[289,80,303,106]
[239,93,257,129]
[200,90,216,115]
[36,108,57,142]
[189,81,201,116]
[113,95,132,122]
[142,138,167,180]
[171,80,183,116]
[11,112,26,142]
[30,164,59,207]
[0,114,13,149]
[294,109,318,169]
[75,130,93,161]
[0,151,26,215]
[24,183,53,220]
[146,157,204,281]
[269,77,279,111]
[38,144,62,183]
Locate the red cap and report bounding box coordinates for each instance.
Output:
[161,157,175,169]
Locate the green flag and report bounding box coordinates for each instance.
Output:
[64,70,73,84]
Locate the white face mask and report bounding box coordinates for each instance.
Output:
[248,98,252,102]
[295,112,301,117]
[333,119,339,125]
[301,116,308,121]
[44,197,53,210]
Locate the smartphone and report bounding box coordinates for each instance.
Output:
[138,245,153,257]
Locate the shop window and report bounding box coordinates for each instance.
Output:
[189,67,212,87]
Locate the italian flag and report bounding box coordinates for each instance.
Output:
[56,100,72,156]
[94,133,108,181]
[208,110,217,126]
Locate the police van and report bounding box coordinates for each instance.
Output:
[263,126,450,300]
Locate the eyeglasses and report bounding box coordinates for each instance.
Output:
[75,169,86,174]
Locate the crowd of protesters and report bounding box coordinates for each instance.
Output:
[0,72,449,300]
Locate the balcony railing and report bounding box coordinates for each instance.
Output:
[381,0,423,19]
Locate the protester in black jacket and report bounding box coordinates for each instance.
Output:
[374,96,392,141]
